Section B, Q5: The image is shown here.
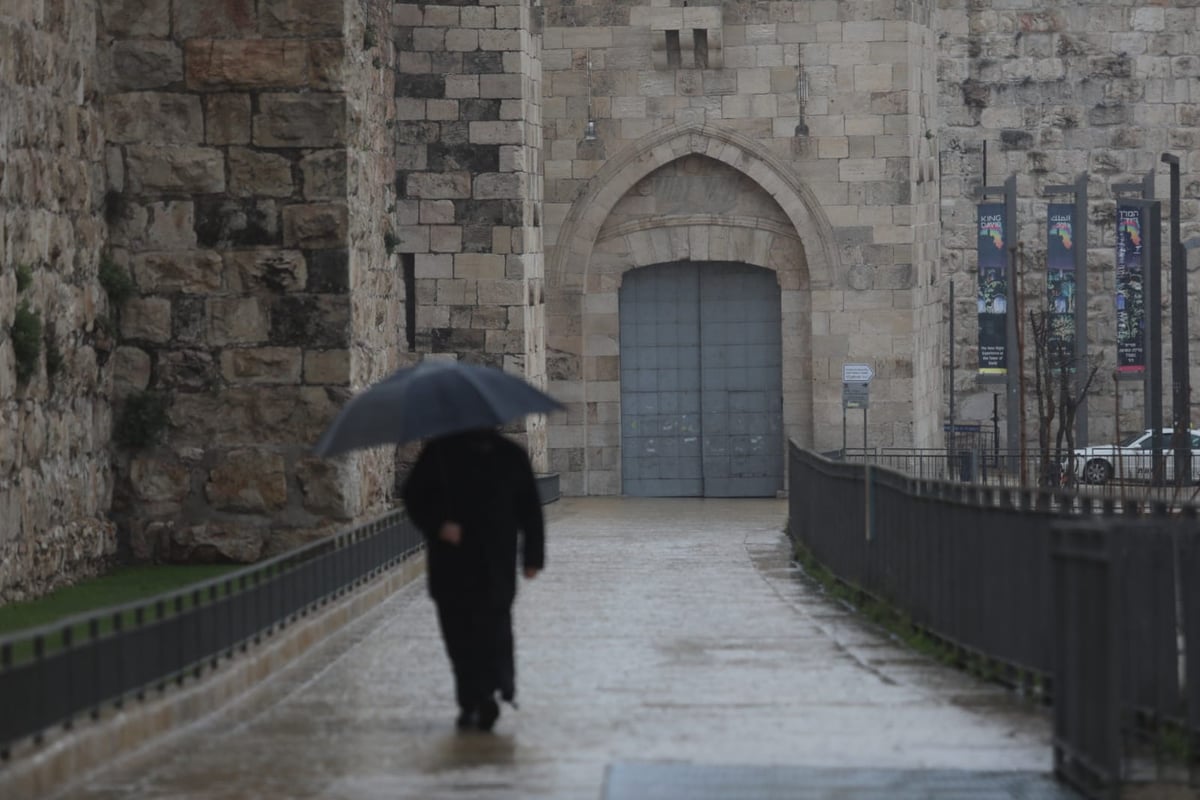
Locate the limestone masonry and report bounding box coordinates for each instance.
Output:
[1,0,1198,599]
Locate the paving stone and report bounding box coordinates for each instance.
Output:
[54,499,1061,800]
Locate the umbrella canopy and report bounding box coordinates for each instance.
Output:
[313,360,564,458]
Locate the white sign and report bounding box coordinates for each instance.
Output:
[842,363,874,383]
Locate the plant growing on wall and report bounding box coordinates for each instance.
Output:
[15,263,33,293]
[12,301,42,384]
[114,391,169,448]
[98,253,134,308]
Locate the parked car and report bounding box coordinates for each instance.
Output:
[1071,428,1200,484]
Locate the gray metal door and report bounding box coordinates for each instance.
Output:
[619,262,782,497]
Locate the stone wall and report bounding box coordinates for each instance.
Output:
[938,0,1200,445]
[0,4,117,602]
[102,0,397,563]
[392,0,549,470]
[540,0,942,493]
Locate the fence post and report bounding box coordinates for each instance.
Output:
[1052,520,1121,798]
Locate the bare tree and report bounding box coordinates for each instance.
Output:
[1028,309,1101,489]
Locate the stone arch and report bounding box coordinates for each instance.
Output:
[543,125,832,495]
[548,122,841,292]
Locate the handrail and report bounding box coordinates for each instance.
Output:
[0,508,424,757]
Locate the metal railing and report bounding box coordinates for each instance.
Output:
[833,446,1200,506]
[0,509,423,758]
[787,445,1200,796]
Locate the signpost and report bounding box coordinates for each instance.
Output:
[842,363,874,453]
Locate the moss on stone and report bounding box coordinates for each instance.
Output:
[12,301,42,384]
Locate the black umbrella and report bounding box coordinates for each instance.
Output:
[313,360,564,458]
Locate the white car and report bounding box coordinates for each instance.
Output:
[1072,428,1200,485]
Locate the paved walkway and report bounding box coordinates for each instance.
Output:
[52,499,1072,799]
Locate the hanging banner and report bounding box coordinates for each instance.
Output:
[977,203,1007,375]
[1046,203,1076,367]
[1115,204,1145,373]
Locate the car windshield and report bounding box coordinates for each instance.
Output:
[1119,431,1147,447]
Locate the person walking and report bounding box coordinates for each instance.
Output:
[401,428,545,732]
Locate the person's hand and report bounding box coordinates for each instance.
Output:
[523,567,540,579]
[438,521,462,546]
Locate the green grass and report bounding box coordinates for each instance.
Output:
[0,565,239,662]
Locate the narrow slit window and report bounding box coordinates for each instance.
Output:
[665,30,681,68]
[693,29,708,68]
[402,253,416,351]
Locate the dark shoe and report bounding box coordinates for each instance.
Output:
[455,708,478,730]
[476,697,500,732]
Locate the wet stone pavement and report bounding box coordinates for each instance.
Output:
[53,499,1077,799]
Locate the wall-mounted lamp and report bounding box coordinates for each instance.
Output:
[583,48,599,143]
[793,62,809,138]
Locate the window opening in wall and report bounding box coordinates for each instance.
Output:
[665,30,681,68]
[402,253,416,351]
[693,29,708,69]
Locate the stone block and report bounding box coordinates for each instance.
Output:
[470,120,524,144]
[406,172,471,199]
[269,295,350,348]
[131,251,223,293]
[99,0,170,37]
[446,29,479,51]
[430,226,463,253]
[126,146,226,194]
[105,93,204,145]
[303,349,350,384]
[195,197,281,248]
[445,75,480,98]
[296,458,351,519]
[110,41,183,90]
[120,297,172,343]
[226,249,308,292]
[474,173,526,199]
[174,0,256,37]
[299,150,347,200]
[454,253,505,279]
[209,296,269,345]
[221,347,302,385]
[205,94,252,145]
[112,346,151,395]
[166,523,265,563]
[260,0,344,36]
[205,449,288,513]
[282,203,349,249]
[130,457,190,503]
[186,39,310,90]
[229,148,295,198]
[254,94,346,148]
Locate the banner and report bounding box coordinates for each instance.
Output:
[1115,204,1145,373]
[1046,203,1076,367]
[977,203,1007,375]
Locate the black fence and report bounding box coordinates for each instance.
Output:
[833,447,1200,504]
[0,509,423,759]
[788,445,1200,796]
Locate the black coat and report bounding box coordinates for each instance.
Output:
[401,430,545,607]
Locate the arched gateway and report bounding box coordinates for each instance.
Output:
[545,125,838,496]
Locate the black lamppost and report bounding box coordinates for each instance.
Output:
[1162,153,1190,483]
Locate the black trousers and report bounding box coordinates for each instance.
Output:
[435,599,515,712]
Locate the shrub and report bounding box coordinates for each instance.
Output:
[114,391,170,448]
[98,254,134,308]
[12,301,42,384]
[15,263,33,294]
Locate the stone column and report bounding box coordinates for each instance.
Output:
[393,1,548,470]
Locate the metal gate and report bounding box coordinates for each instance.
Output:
[619,261,783,497]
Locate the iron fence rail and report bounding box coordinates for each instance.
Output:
[787,445,1200,795]
[0,509,423,758]
[835,447,1200,504]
